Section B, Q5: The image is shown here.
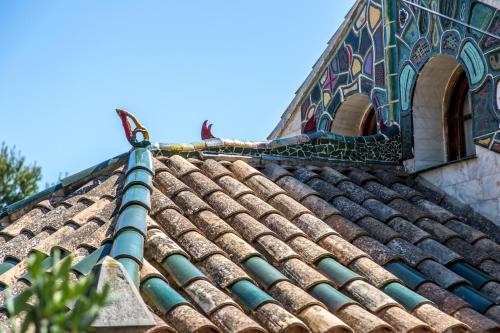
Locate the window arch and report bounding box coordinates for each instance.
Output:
[330,94,377,136]
[411,54,475,171]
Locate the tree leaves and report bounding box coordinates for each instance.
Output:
[0,143,42,209]
[5,251,109,333]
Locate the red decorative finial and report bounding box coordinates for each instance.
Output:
[201,120,215,140]
[116,109,151,147]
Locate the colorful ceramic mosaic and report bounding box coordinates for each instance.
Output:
[295,0,500,159]
[299,0,389,135]
[396,0,500,156]
[155,125,401,164]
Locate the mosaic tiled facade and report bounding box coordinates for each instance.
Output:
[397,0,500,158]
[296,0,500,159]
[300,0,390,134]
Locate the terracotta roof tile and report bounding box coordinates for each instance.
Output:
[3,151,500,332]
[275,176,319,201]
[156,208,201,239]
[353,236,403,266]
[336,181,376,204]
[216,175,253,199]
[445,219,488,244]
[228,213,276,243]
[331,197,373,222]
[292,214,338,242]
[377,306,431,333]
[363,180,403,203]
[288,236,331,265]
[387,199,435,223]
[205,192,248,219]
[320,235,369,265]
[348,257,400,289]
[200,159,233,180]
[214,232,261,263]
[411,303,469,332]
[182,172,223,199]
[445,238,492,266]
[280,258,332,290]
[319,167,350,185]
[387,238,434,267]
[236,194,280,220]
[325,215,367,242]
[209,304,265,333]
[268,194,311,221]
[473,238,500,262]
[386,217,431,244]
[229,160,263,181]
[255,234,300,263]
[343,279,399,312]
[356,217,400,244]
[415,218,462,243]
[346,168,378,185]
[411,198,458,223]
[177,231,227,262]
[361,199,403,223]
[174,191,215,216]
[268,280,322,313]
[261,164,293,183]
[165,155,201,178]
[259,213,307,241]
[301,195,341,220]
[416,259,468,289]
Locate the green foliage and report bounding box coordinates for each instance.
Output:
[5,251,109,333]
[0,143,42,209]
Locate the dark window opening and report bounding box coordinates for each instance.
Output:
[446,71,474,161]
[361,108,377,136]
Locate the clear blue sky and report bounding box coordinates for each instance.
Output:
[0,0,355,186]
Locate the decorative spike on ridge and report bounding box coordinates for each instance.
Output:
[201,120,216,140]
[116,109,151,147]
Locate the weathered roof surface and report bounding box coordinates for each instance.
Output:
[0,153,499,333]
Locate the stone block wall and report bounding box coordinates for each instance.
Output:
[418,146,500,225]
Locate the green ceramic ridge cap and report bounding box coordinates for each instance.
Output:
[243,256,288,290]
[228,279,276,310]
[72,242,112,276]
[123,169,153,193]
[141,276,190,314]
[126,148,154,176]
[385,261,428,289]
[451,284,495,313]
[119,184,151,213]
[383,282,432,311]
[110,229,144,265]
[317,257,363,288]
[114,204,148,237]
[310,282,358,312]
[118,257,141,288]
[161,254,206,287]
[447,261,494,289]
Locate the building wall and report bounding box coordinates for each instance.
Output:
[298,0,390,134]
[397,0,500,158]
[292,0,500,158]
[417,146,500,225]
[276,106,302,138]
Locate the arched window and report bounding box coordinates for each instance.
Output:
[412,55,475,171]
[361,108,377,136]
[330,94,377,136]
[446,69,474,161]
